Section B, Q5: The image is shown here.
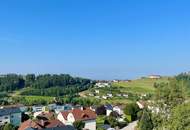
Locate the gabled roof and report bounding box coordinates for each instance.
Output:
[0,107,21,116]
[18,119,65,130]
[61,108,96,121]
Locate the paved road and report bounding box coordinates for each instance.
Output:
[120,121,138,130]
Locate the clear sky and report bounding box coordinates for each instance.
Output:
[0,0,190,79]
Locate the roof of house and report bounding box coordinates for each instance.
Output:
[18,119,64,130]
[37,112,55,120]
[44,125,76,130]
[104,104,113,110]
[0,107,21,116]
[61,108,97,121]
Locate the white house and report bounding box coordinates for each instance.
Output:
[136,101,145,109]
[32,105,44,112]
[95,83,110,88]
[0,107,21,126]
[102,96,108,100]
[48,104,57,110]
[95,90,100,94]
[57,108,97,130]
[148,75,161,79]
[104,104,113,116]
[107,93,113,98]
[55,104,73,114]
[89,93,95,96]
[116,94,122,97]
[113,106,123,115]
[123,94,128,98]
[112,80,119,83]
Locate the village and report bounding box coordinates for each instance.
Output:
[0,101,147,130]
[0,75,162,130]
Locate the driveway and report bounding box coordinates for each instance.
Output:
[120,121,138,130]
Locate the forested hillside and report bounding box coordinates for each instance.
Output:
[0,74,92,96]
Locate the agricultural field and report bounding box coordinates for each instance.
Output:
[112,77,169,94]
[80,77,169,105]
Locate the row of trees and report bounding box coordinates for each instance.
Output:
[0,74,93,96]
[11,96,100,106]
[138,73,190,130]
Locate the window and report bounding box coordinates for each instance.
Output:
[4,117,8,119]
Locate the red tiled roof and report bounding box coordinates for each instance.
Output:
[61,108,97,121]
[18,119,64,130]
[18,119,42,130]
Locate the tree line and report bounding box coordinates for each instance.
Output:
[0,74,93,96]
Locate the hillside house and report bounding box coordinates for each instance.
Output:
[0,107,21,126]
[148,75,161,79]
[102,96,108,100]
[57,108,97,130]
[113,106,123,115]
[95,90,100,94]
[136,101,145,109]
[95,83,110,88]
[107,93,113,98]
[104,104,113,116]
[116,94,122,97]
[123,94,128,98]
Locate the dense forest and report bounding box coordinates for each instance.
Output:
[0,74,93,96]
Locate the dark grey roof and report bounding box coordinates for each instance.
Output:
[25,128,37,130]
[0,107,21,116]
[104,104,113,110]
[43,125,76,130]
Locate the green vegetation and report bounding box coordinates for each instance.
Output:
[81,78,168,105]
[138,73,190,130]
[0,74,93,97]
[138,109,153,130]
[96,115,106,127]
[168,103,190,130]
[73,121,85,130]
[112,78,168,94]
[124,103,140,121]
[2,123,16,130]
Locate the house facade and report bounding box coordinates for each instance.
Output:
[0,107,21,126]
[57,108,97,130]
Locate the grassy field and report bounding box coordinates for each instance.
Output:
[112,78,169,94]
[96,115,106,127]
[22,96,55,102]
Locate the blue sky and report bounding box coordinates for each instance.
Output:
[0,0,190,79]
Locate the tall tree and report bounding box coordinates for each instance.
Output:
[73,121,85,130]
[138,109,153,130]
[168,103,190,130]
[124,103,140,121]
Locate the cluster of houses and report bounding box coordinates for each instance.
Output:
[0,103,128,130]
[88,89,129,100]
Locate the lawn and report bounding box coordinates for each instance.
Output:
[96,115,106,127]
[22,96,55,102]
